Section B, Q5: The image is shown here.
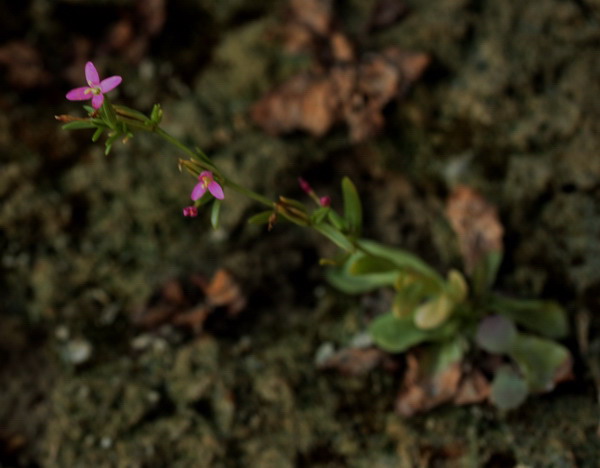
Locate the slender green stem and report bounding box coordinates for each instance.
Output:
[155,128,199,161]
[149,121,359,255]
[223,179,273,208]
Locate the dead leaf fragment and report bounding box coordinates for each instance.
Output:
[253,0,428,142]
[395,354,462,417]
[317,347,385,376]
[453,368,490,405]
[252,47,429,142]
[133,269,246,333]
[203,269,247,316]
[446,185,504,273]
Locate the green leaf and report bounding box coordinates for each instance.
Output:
[490,366,528,410]
[62,121,97,130]
[83,105,95,114]
[327,209,347,231]
[101,101,118,129]
[491,296,568,339]
[509,333,570,392]
[114,104,149,122]
[104,133,119,155]
[150,104,163,124]
[314,224,354,251]
[392,282,428,318]
[326,257,398,294]
[348,254,397,275]
[357,239,444,286]
[210,200,222,229]
[342,177,362,236]
[472,250,503,296]
[369,313,431,353]
[446,269,468,303]
[248,210,273,226]
[475,315,517,354]
[91,127,104,142]
[310,206,330,224]
[414,294,454,330]
[424,338,466,375]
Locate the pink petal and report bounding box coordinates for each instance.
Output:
[91,94,104,109]
[66,86,92,101]
[191,182,207,201]
[100,76,122,93]
[199,171,212,179]
[208,181,224,200]
[85,61,100,86]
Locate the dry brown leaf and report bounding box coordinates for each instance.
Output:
[453,368,490,405]
[317,347,385,376]
[133,270,246,332]
[288,0,333,37]
[251,73,338,137]
[203,269,247,316]
[446,185,504,274]
[254,1,428,142]
[395,353,462,417]
[252,47,429,142]
[172,305,211,334]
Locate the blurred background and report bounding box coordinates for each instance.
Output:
[2,0,600,465]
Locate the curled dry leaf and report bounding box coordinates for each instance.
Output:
[133,269,246,333]
[395,353,490,416]
[395,353,462,417]
[445,185,504,274]
[203,269,247,316]
[453,368,490,405]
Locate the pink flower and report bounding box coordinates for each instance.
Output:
[191,171,224,201]
[66,61,122,109]
[319,196,331,207]
[183,206,198,217]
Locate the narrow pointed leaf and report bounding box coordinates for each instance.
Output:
[210,200,222,229]
[314,224,354,251]
[357,239,444,286]
[342,177,362,235]
[327,210,347,231]
[62,121,97,130]
[248,210,273,226]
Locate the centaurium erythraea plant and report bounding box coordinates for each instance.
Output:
[60,60,571,413]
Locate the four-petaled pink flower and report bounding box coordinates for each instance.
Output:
[191,171,224,201]
[66,61,122,109]
[183,206,198,217]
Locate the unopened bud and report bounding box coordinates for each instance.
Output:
[183,206,198,217]
[298,177,313,194]
[319,196,331,207]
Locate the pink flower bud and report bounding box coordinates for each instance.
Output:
[319,196,331,207]
[298,177,312,194]
[183,206,198,217]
